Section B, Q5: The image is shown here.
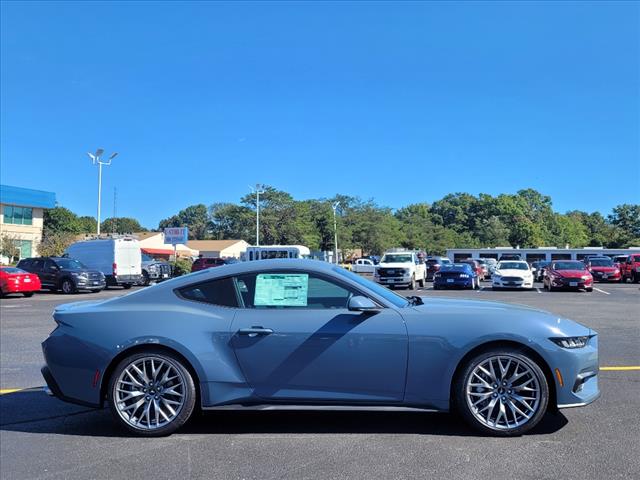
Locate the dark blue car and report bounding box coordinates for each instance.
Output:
[433,263,479,290]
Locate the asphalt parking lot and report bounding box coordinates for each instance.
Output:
[1,281,639,479]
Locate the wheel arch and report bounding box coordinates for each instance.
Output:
[449,339,557,412]
[99,343,204,408]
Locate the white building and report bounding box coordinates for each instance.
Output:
[133,232,198,259]
[446,247,640,263]
[187,239,249,259]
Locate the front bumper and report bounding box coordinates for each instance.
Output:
[551,335,600,409]
[591,272,621,282]
[75,279,106,290]
[375,275,412,286]
[550,278,593,289]
[492,277,533,288]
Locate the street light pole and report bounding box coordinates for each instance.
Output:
[332,201,340,264]
[87,149,118,235]
[249,184,265,246]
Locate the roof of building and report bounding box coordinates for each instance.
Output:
[0,184,56,209]
[187,239,248,251]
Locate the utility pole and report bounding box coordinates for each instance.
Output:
[87,149,118,235]
[249,184,265,246]
[112,187,117,234]
[332,201,340,264]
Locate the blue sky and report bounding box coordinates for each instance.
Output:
[1,1,638,228]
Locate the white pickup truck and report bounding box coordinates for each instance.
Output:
[374,251,426,289]
[351,258,376,274]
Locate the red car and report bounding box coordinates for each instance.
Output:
[460,259,484,280]
[543,260,593,292]
[191,257,239,272]
[621,254,640,283]
[0,266,42,297]
[586,257,621,283]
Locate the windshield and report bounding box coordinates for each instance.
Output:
[589,259,613,267]
[142,254,154,262]
[441,264,471,272]
[381,254,413,263]
[497,262,528,270]
[55,259,87,270]
[333,267,409,308]
[554,261,585,270]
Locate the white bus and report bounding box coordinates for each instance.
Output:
[243,245,311,261]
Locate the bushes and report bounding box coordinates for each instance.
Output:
[173,257,193,276]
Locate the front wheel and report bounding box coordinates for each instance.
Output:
[108,350,196,436]
[408,275,416,290]
[61,279,76,294]
[455,349,549,436]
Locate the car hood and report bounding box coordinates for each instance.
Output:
[61,269,103,276]
[590,266,617,272]
[411,297,593,336]
[554,270,589,277]
[494,269,531,277]
[378,263,413,268]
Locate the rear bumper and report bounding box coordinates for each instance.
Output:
[434,278,473,288]
[41,365,100,408]
[106,274,143,286]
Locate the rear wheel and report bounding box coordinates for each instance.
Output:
[108,350,196,436]
[455,349,548,436]
[123,284,133,289]
[23,292,35,297]
[141,271,151,286]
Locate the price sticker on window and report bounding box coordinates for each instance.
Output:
[254,274,308,307]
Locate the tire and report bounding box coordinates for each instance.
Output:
[409,275,416,290]
[90,289,101,293]
[141,271,151,287]
[586,288,593,292]
[23,292,35,297]
[419,274,426,288]
[61,278,76,294]
[454,349,549,436]
[123,284,133,289]
[433,284,440,290]
[108,350,197,437]
[633,273,640,284]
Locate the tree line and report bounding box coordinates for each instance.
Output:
[37,188,639,257]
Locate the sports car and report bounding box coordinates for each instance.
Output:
[41,259,599,436]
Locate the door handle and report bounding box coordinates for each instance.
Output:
[238,327,274,337]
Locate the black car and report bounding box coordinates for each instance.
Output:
[425,256,451,280]
[16,257,106,294]
[531,260,551,282]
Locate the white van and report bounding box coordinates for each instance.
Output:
[65,237,143,288]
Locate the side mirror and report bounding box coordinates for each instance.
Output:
[348,296,379,312]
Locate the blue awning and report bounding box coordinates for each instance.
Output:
[0,184,56,209]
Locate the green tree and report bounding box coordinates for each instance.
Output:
[609,204,640,238]
[43,206,83,235]
[101,217,147,234]
[38,232,77,257]
[159,204,209,240]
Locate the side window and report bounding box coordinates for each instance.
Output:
[235,272,359,309]
[32,259,44,271]
[178,277,239,307]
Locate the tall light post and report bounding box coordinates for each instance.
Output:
[332,201,340,264]
[87,149,118,235]
[249,184,265,246]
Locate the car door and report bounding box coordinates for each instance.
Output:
[40,259,58,287]
[229,270,408,403]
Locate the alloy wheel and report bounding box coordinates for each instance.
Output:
[465,355,541,431]
[113,356,186,430]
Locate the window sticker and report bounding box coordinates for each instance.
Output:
[255,273,308,307]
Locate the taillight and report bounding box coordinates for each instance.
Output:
[112,263,117,275]
[434,264,441,271]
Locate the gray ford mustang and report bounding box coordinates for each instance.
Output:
[41,259,599,436]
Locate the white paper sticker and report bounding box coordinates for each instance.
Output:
[254,273,308,307]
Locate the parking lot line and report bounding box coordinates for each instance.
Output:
[0,388,25,395]
[600,366,640,371]
[593,287,610,295]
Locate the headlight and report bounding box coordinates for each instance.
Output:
[581,275,590,280]
[550,336,590,349]
[404,269,410,275]
[71,272,87,278]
